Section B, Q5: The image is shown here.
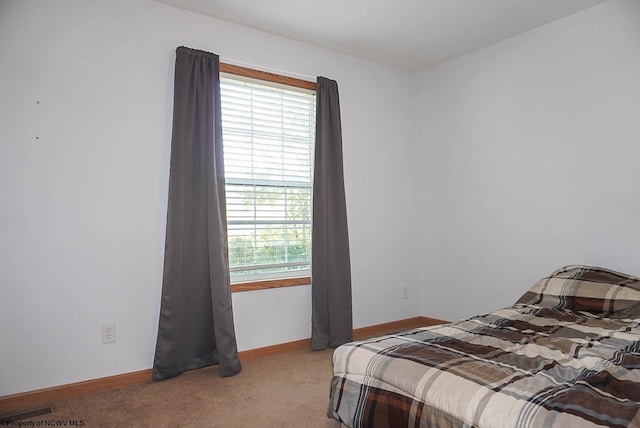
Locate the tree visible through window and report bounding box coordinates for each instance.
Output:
[220,73,316,284]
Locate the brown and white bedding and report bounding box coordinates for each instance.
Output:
[329,265,640,427]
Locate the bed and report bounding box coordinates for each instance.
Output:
[328,265,640,427]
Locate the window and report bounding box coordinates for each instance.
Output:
[220,65,316,288]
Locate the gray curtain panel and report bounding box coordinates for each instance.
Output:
[311,76,353,350]
[152,47,241,380]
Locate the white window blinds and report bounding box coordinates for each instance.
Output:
[220,75,316,283]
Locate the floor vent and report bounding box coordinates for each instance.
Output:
[0,406,52,423]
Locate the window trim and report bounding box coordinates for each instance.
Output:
[230,276,311,293]
[220,63,316,91]
[221,62,316,292]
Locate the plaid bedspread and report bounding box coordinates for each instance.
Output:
[329,265,640,428]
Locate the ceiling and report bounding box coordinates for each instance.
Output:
[151,0,607,72]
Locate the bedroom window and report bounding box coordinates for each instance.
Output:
[220,64,316,291]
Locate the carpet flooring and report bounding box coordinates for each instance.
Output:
[11,348,342,427]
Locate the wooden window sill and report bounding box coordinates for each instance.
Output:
[231,276,311,293]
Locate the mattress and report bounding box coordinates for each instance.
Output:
[328,265,640,428]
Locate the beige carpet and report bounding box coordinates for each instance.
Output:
[15,349,343,427]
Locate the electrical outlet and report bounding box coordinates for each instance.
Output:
[402,285,409,299]
[102,323,116,344]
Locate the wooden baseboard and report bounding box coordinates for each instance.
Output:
[353,316,446,340]
[0,369,152,416]
[238,338,311,361]
[237,315,448,362]
[0,315,447,415]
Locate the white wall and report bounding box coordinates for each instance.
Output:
[416,0,640,321]
[0,0,419,395]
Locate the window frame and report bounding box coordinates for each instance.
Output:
[219,63,316,293]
